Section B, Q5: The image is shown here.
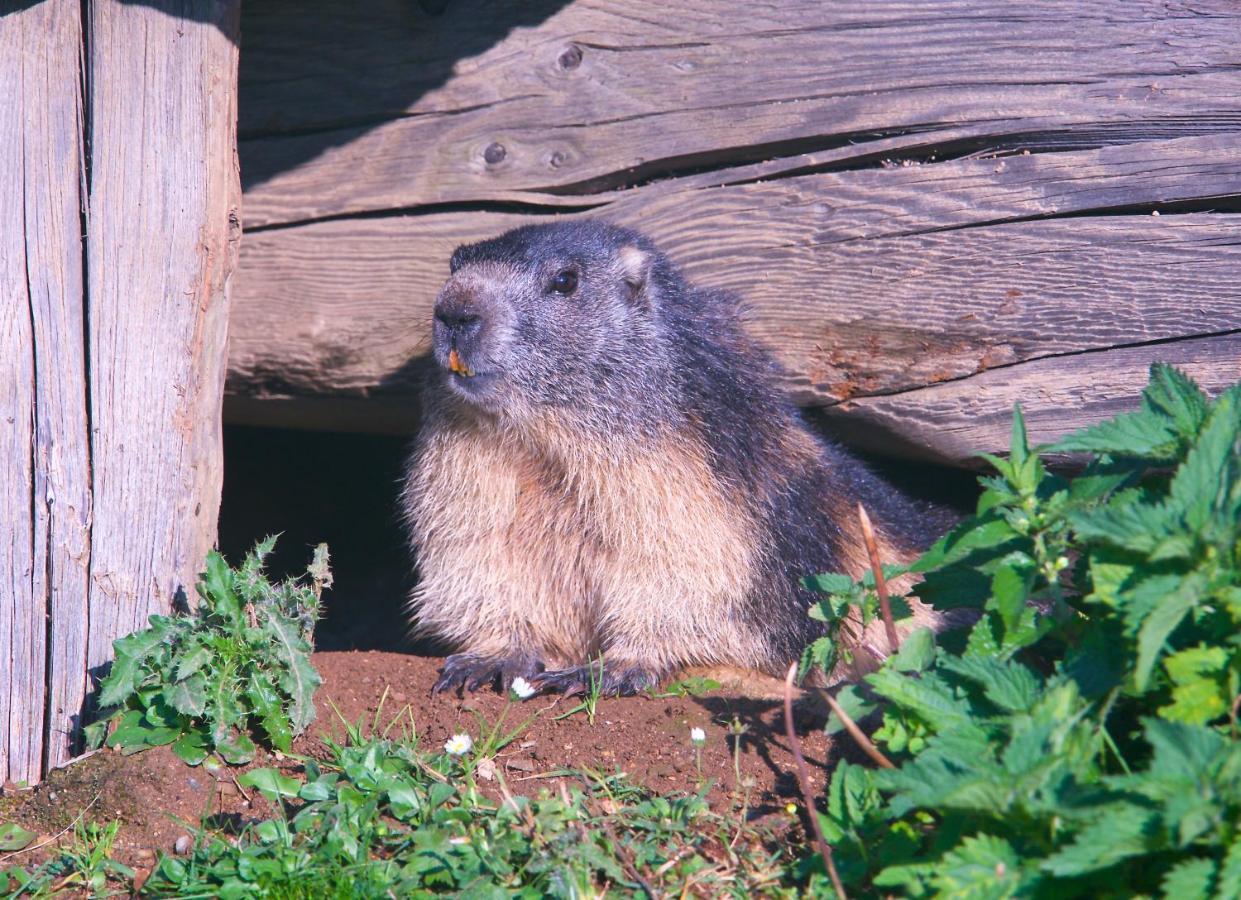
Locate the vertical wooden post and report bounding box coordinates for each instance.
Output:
[0,0,240,786]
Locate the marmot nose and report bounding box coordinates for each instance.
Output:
[434,306,482,339]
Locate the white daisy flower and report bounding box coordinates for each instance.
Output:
[511,677,536,700]
[690,727,706,745]
[444,733,473,756]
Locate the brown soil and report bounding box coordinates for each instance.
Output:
[1,650,838,877]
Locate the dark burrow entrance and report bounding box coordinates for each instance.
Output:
[217,422,981,652]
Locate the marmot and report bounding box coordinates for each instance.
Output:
[403,221,946,695]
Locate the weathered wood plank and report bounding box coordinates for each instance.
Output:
[826,334,1241,464]
[84,0,241,713]
[229,136,1241,459]
[0,10,41,786]
[22,0,92,773]
[0,0,88,787]
[237,0,1241,227]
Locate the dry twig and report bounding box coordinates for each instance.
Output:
[857,503,900,654]
[820,689,895,771]
[783,664,847,900]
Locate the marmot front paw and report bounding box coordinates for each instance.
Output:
[530,662,661,697]
[432,652,544,695]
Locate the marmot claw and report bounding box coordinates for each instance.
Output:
[530,663,660,697]
[432,652,544,696]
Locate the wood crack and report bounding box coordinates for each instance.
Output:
[829,327,1241,407]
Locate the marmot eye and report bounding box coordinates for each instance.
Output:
[550,269,578,295]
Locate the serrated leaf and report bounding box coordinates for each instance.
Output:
[238,767,301,800]
[866,669,984,739]
[97,618,174,708]
[247,676,293,753]
[1041,805,1156,876]
[1216,834,1241,900]
[264,612,321,733]
[199,550,241,622]
[1167,386,1240,532]
[1052,364,1192,461]
[175,644,212,681]
[1140,718,1226,783]
[308,542,333,596]
[1134,578,1198,691]
[1162,857,1215,900]
[804,573,856,595]
[940,655,1040,713]
[913,517,1020,573]
[928,833,1023,900]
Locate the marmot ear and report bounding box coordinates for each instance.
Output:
[616,245,653,307]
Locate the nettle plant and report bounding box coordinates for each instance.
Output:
[86,538,329,766]
[802,365,1241,898]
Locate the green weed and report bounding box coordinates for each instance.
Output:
[0,820,133,898]
[84,538,329,766]
[804,364,1241,898]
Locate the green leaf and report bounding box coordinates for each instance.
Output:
[106,708,180,753]
[199,550,241,622]
[804,573,857,595]
[171,731,210,766]
[891,628,936,673]
[866,669,984,739]
[824,684,877,737]
[247,676,294,754]
[1216,834,1241,900]
[1166,386,1240,532]
[216,731,256,765]
[1162,857,1215,900]
[175,644,212,681]
[1055,365,1217,462]
[238,768,302,800]
[928,833,1023,900]
[97,618,174,708]
[1134,578,1198,692]
[166,674,208,717]
[912,518,1019,573]
[1041,805,1156,876]
[939,655,1040,713]
[264,610,321,733]
[0,824,36,852]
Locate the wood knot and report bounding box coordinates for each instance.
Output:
[558,45,583,70]
[483,142,507,165]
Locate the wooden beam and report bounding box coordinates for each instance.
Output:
[824,334,1241,464]
[236,0,1241,227]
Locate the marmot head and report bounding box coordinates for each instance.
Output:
[431,221,672,427]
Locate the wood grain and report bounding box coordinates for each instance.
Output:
[228,137,1241,460]
[826,334,1241,464]
[0,0,241,786]
[84,0,241,699]
[236,0,1241,227]
[0,0,86,787]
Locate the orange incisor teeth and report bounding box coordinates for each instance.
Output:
[447,348,473,376]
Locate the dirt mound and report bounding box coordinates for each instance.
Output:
[1,650,836,873]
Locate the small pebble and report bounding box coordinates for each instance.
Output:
[173,835,192,855]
